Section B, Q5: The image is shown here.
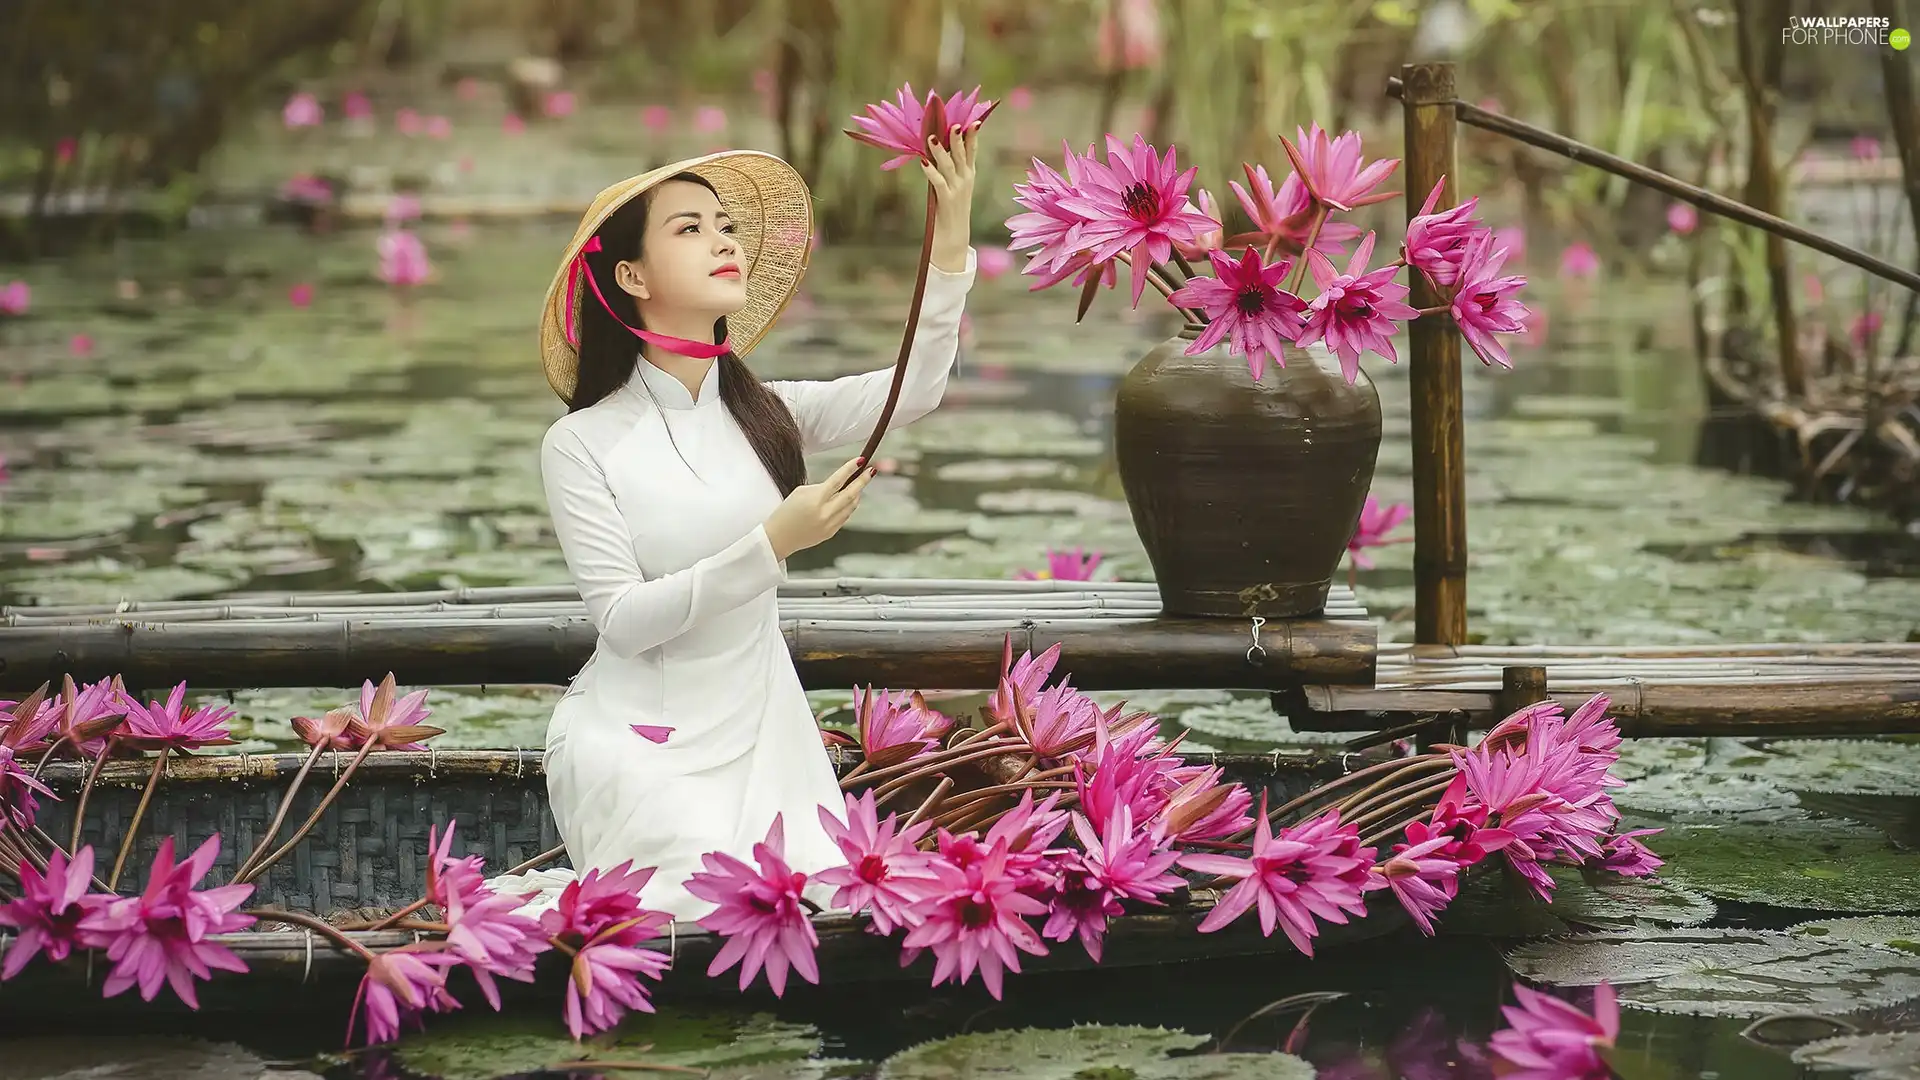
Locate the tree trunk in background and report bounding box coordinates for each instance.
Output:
[1872,0,1920,358]
[1734,0,1804,398]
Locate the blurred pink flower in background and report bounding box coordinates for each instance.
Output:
[977,246,1016,280]
[378,231,432,287]
[343,92,373,120]
[543,91,576,118]
[448,218,473,241]
[501,113,526,135]
[456,77,482,101]
[1852,135,1884,161]
[458,156,475,173]
[753,68,777,115]
[1804,272,1826,304]
[1096,0,1163,70]
[395,108,424,135]
[69,334,94,357]
[1851,310,1884,352]
[288,283,314,308]
[1018,548,1103,581]
[1492,225,1527,265]
[0,281,29,316]
[282,92,323,129]
[694,106,728,134]
[279,174,334,205]
[425,115,452,139]
[1665,202,1698,235]
[1008,86,1034,111]
[384,194,423,224]
[1558,242,1600,279]
[641,105,672,132]
[54,139,76,165]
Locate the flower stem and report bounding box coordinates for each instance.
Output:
[906,776,954,828]
[232,741,328,883]
[1284,206,1330,294]
[68,738,115,853]
[1328,757,1456,820]
[1340,773,1455,837]
[868,740,1028,807]
[1231,754,1447,842]
[243,908,378,961]
[31,733,70,779]
[838,759,872,787]
[107,748,168,890]
[362,896,432,932]
[844,184,939,486]
[238,738,379,884]
[855,738,1021,800]
[1170,249,1199,286]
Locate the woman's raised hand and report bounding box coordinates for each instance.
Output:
[763,456,877,561]
[925,121,979,273]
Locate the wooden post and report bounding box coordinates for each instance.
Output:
[1498,665,1550,718]
[1399,63,1469,645]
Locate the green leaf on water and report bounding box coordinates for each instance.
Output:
[1723,739,1920,797]
[876,1026,1313,1080]
[1790,916,1920,955]
[1791,1031,1920,1080]
[1507,929,1920,1017]
[394,1007,824,1080]
[1545,866,1717,930]
[1647,822,1920,912]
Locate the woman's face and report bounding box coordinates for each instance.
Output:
[616,180,749,321]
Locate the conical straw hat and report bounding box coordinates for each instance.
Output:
[539,150,813,403]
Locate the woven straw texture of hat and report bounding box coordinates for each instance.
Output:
[539,150,813,403]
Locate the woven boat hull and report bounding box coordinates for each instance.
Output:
[7,746,1408,1015]
[31,747,1374,914]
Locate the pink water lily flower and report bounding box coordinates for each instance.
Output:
[977,245,1016,279]
[343,92,373,120]
[1180,805,1375,955]
[694,105,729,134]
[69,333,94,357]
[1852,310,1885,353]
[377,230,432,287]
[853,685,951,769]
[502,113,526,135]
[348,945,460,1045]
[283,92,323,129]
[1042,807,1183,961]
[1017,546,1105,581]
[1381,831,1462,935]
[1168,246,1307,380]
[1008,148,1096,274]
[395,108,424,135]
[1225,164,1363,261]
[1172,188,1225,259]
[1297,232,1421,384]
[1281,123,1401,213]
[0,743,55,829]
[1596,828,1663,877]
[686,814,819,996]
[1402,178,1487,288]
[566,933,672,1038]
[1348,495,1411,569]
[348,674,439,750]
[814,790,936,934]
[0,280,29,316]
[537,862,672,1038]
[902,838,1050,998]
[119,682,235,752]
[1161,764,1254,843]
[1666,202,1699,235]
[291,708,361,752]
[288,283,314,308]
[425,115,452,139]
[544,91,577,118]
[429,824,547,1009]
[0,845,107,978]
[1852,135,1884,161]
[985,639,1063,728]
[1057,134,1219,306]
[79,835,254,1009]
[641,105,673,132]
[1558,242,1600,279]
[1451,231,1531,370]
[846,84,998,169]
[1489,982,1619,1080]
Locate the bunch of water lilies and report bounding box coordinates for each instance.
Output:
[1006,122,1532,384]
[0,651,1658,1047]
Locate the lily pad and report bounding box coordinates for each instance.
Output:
[1726,739,1920,797]
[1792,1031,1920,1080]
[877,1026,1313,1080]
[1609,769,1806,822]
[1648,822,1920,912]
[1545,866,1717,930]
[395,1007,823,1080]
[1791,917,1920,955]
[1507,930,1920,1017]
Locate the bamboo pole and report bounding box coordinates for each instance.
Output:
[1874,0,1920,357]
[1382,79,1920,296]
[1733,0,1803,398]
[1399,62,1469,646]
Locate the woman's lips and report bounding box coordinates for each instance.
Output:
[711,264,741,278]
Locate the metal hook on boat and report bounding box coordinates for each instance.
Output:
[668,920,678,961]
[514,748,526,778]
[1338,751,1356,775]
[332,749,342,780]
[303,930,314,984]
[427,743,437,777]
[1246,617,1267,664]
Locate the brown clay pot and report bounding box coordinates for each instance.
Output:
[1113,333,1383,618]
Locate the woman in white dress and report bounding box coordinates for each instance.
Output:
[517,134,980,920]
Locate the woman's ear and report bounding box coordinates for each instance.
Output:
[613,260,649,300]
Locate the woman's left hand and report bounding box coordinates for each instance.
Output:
[924,121,979,273]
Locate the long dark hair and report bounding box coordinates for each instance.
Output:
[567,173,806,496]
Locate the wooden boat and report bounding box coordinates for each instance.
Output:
[1,745,1411,1016]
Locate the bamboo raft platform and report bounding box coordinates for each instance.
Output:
[1295,642,1920,737]
[0,578,1377,694]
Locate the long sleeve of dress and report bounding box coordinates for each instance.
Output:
[770,247,977,454]
[541,424,785,659]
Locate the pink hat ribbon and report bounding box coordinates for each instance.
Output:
[563,236,733,359]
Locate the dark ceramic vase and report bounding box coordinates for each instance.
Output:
[1113,333,1384,618]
